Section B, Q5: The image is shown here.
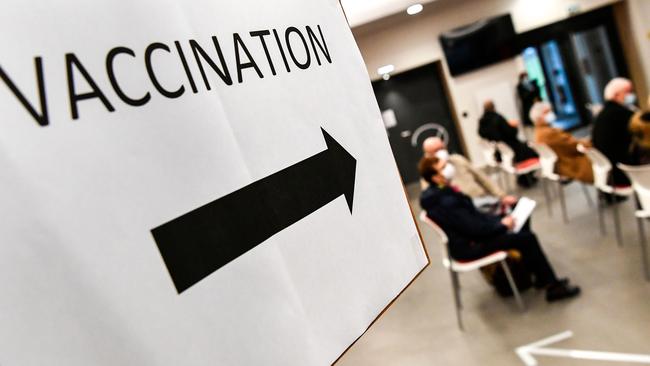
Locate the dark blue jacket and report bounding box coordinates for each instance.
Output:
[420,184,507,260]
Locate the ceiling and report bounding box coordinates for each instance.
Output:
[340,0,440,28]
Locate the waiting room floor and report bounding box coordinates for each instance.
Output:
[337,179,650,366]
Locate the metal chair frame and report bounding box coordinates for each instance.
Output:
[419,211,525,331]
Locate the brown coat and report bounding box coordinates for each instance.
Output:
[535,123,594,183]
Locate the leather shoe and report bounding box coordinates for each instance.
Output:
[546,281,581,302]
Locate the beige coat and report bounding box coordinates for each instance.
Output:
[535,122,594,183]
[448,154,505,198]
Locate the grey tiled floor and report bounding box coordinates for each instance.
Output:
[337,179,650,366]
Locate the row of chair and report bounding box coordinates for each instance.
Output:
[420,140,650,330]
[480,138,648,281]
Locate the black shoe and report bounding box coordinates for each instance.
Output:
[546,282,581,302]
[559,178,573,185]
[534,277,568,289]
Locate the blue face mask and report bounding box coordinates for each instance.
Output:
[625,93,637,106]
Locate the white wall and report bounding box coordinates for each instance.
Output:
[626,0,650,96]
[352,0,624,164]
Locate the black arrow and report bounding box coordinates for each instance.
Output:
[151,128,357,294]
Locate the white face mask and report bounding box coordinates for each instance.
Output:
[544,111,557,124]
[625,93,637,106]
[441,162,456,181]
[435,149,450,161]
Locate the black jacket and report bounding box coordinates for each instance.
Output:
[478,111,537,162]
[420,184,507,260]
[517,81,540,126]
[591,101,634,185]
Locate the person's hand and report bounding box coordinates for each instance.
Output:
[501,195,518,206]
[501,216,515,231]
[508,119,520,128]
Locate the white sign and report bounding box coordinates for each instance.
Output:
[0,1,428,365]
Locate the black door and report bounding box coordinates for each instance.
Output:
[372,62,463,184]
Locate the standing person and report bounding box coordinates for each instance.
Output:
[591,78,637,187]
[418,156,581,302]
[531,101,593,183]
[478,100,538,187]
[517,72,541,127]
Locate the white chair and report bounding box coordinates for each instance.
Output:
[618,163,650,281]
[479,138,500,169]
[418,211,524,331]
[479,138,505,186]
[578,144,634,246]
[531,143,593,222]
[496,142,541,192]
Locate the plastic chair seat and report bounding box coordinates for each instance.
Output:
[514,158,541,175]
[636,210,650,219]
[599,185,634,196]
[443,251,508,272]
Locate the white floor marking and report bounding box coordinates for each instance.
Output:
[515,330,650,365]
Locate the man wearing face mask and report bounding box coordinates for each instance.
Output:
[421,137,517,212]
[591,78,638,187]
[532,101,594,183]
[418,156,581,302]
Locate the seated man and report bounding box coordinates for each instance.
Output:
[478,100,539,187]
[422,137,517,212]
[591,78,637,186]
[531,101,594,183]
[418,156,580,302]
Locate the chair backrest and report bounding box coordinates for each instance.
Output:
[531,143,558,179]
[581,146,612,190]
[478,139,498,167]
[619,163,650,211]
[419,211,451,265]
[496,142,515,169]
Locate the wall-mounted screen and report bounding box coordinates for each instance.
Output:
[440,14,517,76]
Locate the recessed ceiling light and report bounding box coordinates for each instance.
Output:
[407,4,423,15]
[377,64,395,78]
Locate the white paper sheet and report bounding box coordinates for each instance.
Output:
[0,1,428,365]
[511,197,537,233]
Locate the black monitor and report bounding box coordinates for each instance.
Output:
[440,14,517,76]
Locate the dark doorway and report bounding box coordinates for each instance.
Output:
[372,62,463,184]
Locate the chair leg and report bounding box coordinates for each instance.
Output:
[612,199,623,247]
[541,178,553,216]
[557,181,569,223]
[448,267,464,330]
[636,218,650,282]
[500,260,525,311]
[581,184,594,207]
[451,271,462,309]
[596,190,607,236]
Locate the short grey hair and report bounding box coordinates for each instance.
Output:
[604,78,631,101]
[529,101,552,123]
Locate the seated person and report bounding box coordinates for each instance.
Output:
[591,78,637,186]
[422,137,517,212]
[418,156,580,302]
[478,100,539,187]
[531,101,594,183]
[629,110,650,165]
